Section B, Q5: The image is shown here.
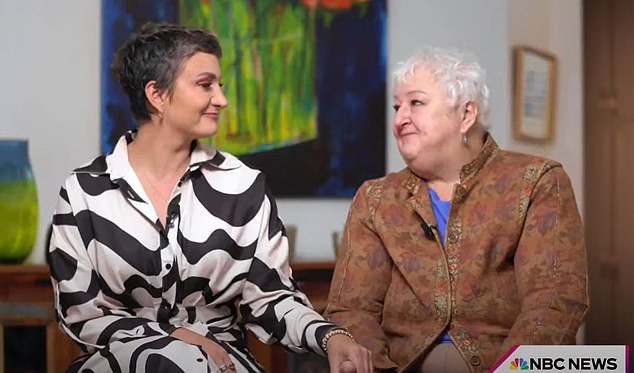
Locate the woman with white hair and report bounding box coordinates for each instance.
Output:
[325,47,588,372]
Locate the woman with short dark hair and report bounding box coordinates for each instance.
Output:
[49,22,372,373]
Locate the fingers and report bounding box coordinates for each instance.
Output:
[209,357,235,372]
[364,346,373,372]
[200,340,234,372]
[171,328,235,372]
[335,346,374,373]
[330,347,373,373]
[215,361,236,373]
[340,360,357,373]
[348,349,373,373]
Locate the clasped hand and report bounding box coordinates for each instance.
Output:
[172,327,373,372]
[326,334,373,373]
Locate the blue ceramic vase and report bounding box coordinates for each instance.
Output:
[0,140,38,263]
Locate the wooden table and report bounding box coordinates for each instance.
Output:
[0,265,80,373]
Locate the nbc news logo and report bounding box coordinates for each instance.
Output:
[492,345,627,373]
[509,356,618,371]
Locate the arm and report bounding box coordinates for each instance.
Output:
[236,188,372,371]
[48,180,174,351]
[325,180,398,370]
[238,186,335,355]
[500,165,589,353]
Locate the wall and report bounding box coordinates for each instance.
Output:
[507,0,584,214]
[507,0,585,344]
[0,1,101,264]
[0,0,582,265]
[277,0,511,263]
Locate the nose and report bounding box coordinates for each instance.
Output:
[393,105,410,130]
[212,85,228,108]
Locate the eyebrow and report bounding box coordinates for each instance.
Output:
[405,89,428,95]
[393,90,429,100]
[194,72,219,80]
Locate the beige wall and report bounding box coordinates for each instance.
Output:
[507,0,584,343]
[0,0,582,264]
[507,0,584,214]
[0,1,101,264]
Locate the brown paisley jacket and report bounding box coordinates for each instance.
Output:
[324,136,589,372]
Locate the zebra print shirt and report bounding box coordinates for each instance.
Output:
[48,132,334,371]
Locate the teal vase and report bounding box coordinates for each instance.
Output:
[0,140,38,263]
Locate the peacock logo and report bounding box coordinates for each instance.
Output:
[509,357,529,370]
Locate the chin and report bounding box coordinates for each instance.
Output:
[199,124,218,138]
[397,144,419,162]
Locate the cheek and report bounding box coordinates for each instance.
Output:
[391,121,399,137]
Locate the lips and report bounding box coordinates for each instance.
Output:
[398,130,417,138]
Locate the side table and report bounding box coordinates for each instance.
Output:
[0,265,80,373]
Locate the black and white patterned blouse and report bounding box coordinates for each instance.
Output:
[48,132,334,372]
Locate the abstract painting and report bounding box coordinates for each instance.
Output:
[101,0,386,197]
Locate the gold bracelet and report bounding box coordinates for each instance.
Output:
[321,328,355,354]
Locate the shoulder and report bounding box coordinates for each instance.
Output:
[494,149,560,168]
[63,154,112,190]
[489,149,564,183]
[356,168,409,196]
[198,149,266,197]
[352,169,409,218]
[72,154,109,175]
[207,149,261,178]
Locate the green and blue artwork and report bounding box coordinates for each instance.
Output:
[180,0,318,154]
[101,0,386,196]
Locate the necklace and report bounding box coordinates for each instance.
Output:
[136,170,180,227]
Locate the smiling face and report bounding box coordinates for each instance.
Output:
[158,52,228,141]
[392,67,467,178]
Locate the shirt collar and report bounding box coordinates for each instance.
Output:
[458,132,498,182]
[404,132,499,194]
[73,130,241,180]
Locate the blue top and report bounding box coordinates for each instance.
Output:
[427,188,452,344]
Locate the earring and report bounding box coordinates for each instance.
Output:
[462,134,468,146]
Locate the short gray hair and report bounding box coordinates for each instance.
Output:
[393,47,490,129]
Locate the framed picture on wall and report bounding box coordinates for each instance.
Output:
[512,46,557,142]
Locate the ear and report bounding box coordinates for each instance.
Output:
[144,80,167,116]
[459,101,478,134]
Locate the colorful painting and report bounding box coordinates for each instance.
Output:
[101,0,386,196]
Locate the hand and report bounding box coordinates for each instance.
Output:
[170,327,235,372]
[199,338,235,372]
[340,360,360,373]
[326,334,373,373]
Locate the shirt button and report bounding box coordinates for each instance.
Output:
[470,356,481,366]
[165,263,171,270]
